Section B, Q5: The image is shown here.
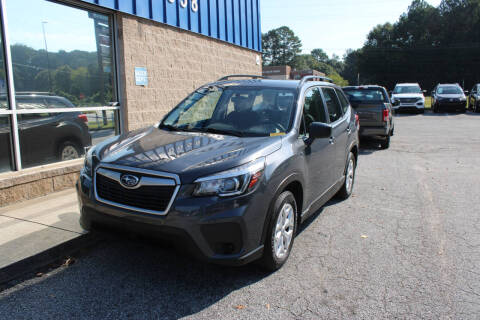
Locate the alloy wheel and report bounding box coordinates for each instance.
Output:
[61,145,79,161]
[346,158,355,193]
[273,203,295,260]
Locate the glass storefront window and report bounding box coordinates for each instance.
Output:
[2,0,120,169]
[0,115,13,173]
[6,0,115,108]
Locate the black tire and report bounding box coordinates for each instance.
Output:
[475,102,480,113]
[260,191,298,271]
[58,141,81,161]
[433,103,438,113]
[336,152,356,200]
[380,134,390,149]
[460,107,467,113]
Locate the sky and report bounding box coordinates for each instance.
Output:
[6,0,99,53]
[5,0,443,60]
[261,0,442,58]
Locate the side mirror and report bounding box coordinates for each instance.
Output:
[308,122,332,140]
[389,91,393,96]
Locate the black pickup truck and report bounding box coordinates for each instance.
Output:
[343,85,394,149]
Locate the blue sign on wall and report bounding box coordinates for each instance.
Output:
[79,0,262,52]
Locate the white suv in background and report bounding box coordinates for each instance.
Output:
[391,83,426,113]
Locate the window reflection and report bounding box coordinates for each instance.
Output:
[17,108,117,169]
[7,0,115,108]
[0,115,13,172]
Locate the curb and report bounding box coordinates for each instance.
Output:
[0,232,101,285]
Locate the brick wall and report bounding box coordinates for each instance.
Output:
[117,13,262,131]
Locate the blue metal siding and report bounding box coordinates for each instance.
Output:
[78,0,261,51]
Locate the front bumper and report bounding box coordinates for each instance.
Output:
[436,100,467,111]
[76,173,268,266]
[393,102,424,112]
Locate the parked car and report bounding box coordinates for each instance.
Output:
[468,83,480,113]
[432,84,467,113]
[343,85,394,149]
[0,94,92,168]
[390,83,426,113]
[77,75,360,271]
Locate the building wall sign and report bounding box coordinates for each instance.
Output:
[79,0,262,52]
[135,67,148,86]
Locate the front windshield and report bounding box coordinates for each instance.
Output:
[437,86,462,95]
[393,86,421,94]
[161,86,297,137]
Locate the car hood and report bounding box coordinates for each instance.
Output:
[391,93,424,99]
[94,126,282,184]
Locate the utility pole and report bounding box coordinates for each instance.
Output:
[41,21,52,93]
[357,73,360,86]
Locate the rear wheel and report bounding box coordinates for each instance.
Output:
[336,152,356,199]
[433,103,438,113]
[260,191,297,271]
[58,141,81,161]
[380,135,391,149]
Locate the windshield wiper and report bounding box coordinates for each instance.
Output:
[196,127,245,137]
[159,124,189,132]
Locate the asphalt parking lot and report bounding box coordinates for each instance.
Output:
[1,112,479,319]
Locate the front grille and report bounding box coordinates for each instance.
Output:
[399,98,419,103]
[96,172,176,212]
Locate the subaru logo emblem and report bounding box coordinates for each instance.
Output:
[120,174,140,188]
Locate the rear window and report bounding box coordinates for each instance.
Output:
[343,88,387,103]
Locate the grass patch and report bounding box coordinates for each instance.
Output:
[88,120,115,131]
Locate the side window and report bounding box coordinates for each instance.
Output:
[300,87,326,135]
[335,89,350,113]
[322,87,343,123]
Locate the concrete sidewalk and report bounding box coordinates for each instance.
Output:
[0,189,97,283]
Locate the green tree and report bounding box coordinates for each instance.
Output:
[311,48,329,63]
[262,26,302,66]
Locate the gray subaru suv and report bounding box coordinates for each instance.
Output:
[77,75,360,270]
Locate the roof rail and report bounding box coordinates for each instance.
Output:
[299,75,333,86]
[217,74,268,81]
[16,91,54,96]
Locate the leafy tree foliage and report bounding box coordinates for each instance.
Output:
[342,0,480,90]
[262,26,302,66]
[9,44,112,106]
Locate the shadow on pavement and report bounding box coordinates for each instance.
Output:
[0,228,270,319]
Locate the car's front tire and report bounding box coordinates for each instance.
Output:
[260,191,297,271]
[336,152,357,199]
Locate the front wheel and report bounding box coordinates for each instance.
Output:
[336,152,357,199]
[260,191,297,271]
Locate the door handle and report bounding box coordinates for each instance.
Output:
[329,137,335,144]
[346,127,351,134]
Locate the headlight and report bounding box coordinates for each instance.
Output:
[83,146,95,177]
[460,97,466,101]
[193,157,265,197]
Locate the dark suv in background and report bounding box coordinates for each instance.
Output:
[77,75,359,271]
[0,94,91,169]
[432,84,468,113]
[343,85,394,149]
